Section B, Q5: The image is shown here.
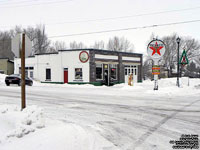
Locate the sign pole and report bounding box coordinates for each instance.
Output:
[147,39,166,90]
[154,60,159,90]
[21,33,26,110]
[176,37,181,87]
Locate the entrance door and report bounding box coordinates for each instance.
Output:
[64,68,68,83]
[133,67,138,83]
[124,67,130,83]
[124,65,137,83]
[103,64,109,85]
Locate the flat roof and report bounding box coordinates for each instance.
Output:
[59,49,142,55]
[34,49,143,56]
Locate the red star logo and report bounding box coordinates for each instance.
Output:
[150,42,163,56]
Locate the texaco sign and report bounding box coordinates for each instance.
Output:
[79,51,89,63]
[147,40,166,59]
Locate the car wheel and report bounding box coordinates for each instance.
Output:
[6,83,10,86]
[18,82,21,86]
[29,82,33,86]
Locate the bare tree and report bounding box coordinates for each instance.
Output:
[24,26,35,41]
[143,56,153,80]
[0,31,14,60]
[181,37,200,60]
[107,36,134,52]
[162,34,200,76]
[22,24,51,54]
[92,41,105,49]
[161,33,178,76]
[52,41,67,51]
[32,24,50,54]
[69,41,87,49]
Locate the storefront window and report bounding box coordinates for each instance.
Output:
[75,68,82,79]
[110,64,117,80]
[96,64,103,80]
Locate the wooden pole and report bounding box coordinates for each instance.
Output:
[21,33,26,110]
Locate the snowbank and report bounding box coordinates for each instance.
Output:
[0,105,45,142]
[0,74,7,85]
[0,105,118,150]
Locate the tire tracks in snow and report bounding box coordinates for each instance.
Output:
[132,98,200,149]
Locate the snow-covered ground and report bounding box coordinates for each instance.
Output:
[0,73,200,150]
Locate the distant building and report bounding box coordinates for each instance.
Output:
[14,49,143,85]
[0,58,14,75]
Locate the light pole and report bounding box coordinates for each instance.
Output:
[176,37,180,87]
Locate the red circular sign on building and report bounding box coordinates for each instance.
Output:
[79,51,89,63]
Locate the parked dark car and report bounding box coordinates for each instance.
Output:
[5,74,33,86]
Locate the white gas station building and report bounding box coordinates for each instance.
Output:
[14,49,143,85]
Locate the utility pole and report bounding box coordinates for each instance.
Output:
[176,37,180,87]
[21,33,26,110]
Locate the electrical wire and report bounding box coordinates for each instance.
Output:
[0,0,73,8]
[0,19,200,42]
[48,19,200,38]
[47,6,200,25]
[0,0,37,4]
[0,5,200,28]
[0,0,67,5]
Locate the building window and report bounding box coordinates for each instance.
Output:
[96,64,103,80]
[29,67,34,70]
[25,70,28,77]
[75,68,82,79]
[110,64,117,80]
[125,69,127,75]
[30,71,34,78]
[46,68,51,80]
[19,67,21,74]
[19,66,34,77]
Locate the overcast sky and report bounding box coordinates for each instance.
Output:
[1,0,200,55]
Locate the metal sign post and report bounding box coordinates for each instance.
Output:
[147,39,166,90]
[152,60,159,90]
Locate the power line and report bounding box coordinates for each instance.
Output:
[46,6,200,25]
[0,0,66,5]
[0,0,13,3]
[0,19,200,42]
[48,19,200,38]
[0,0,35,4]
[0,5,200,28]
[0,4,200,28]
[0,0,73,8]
